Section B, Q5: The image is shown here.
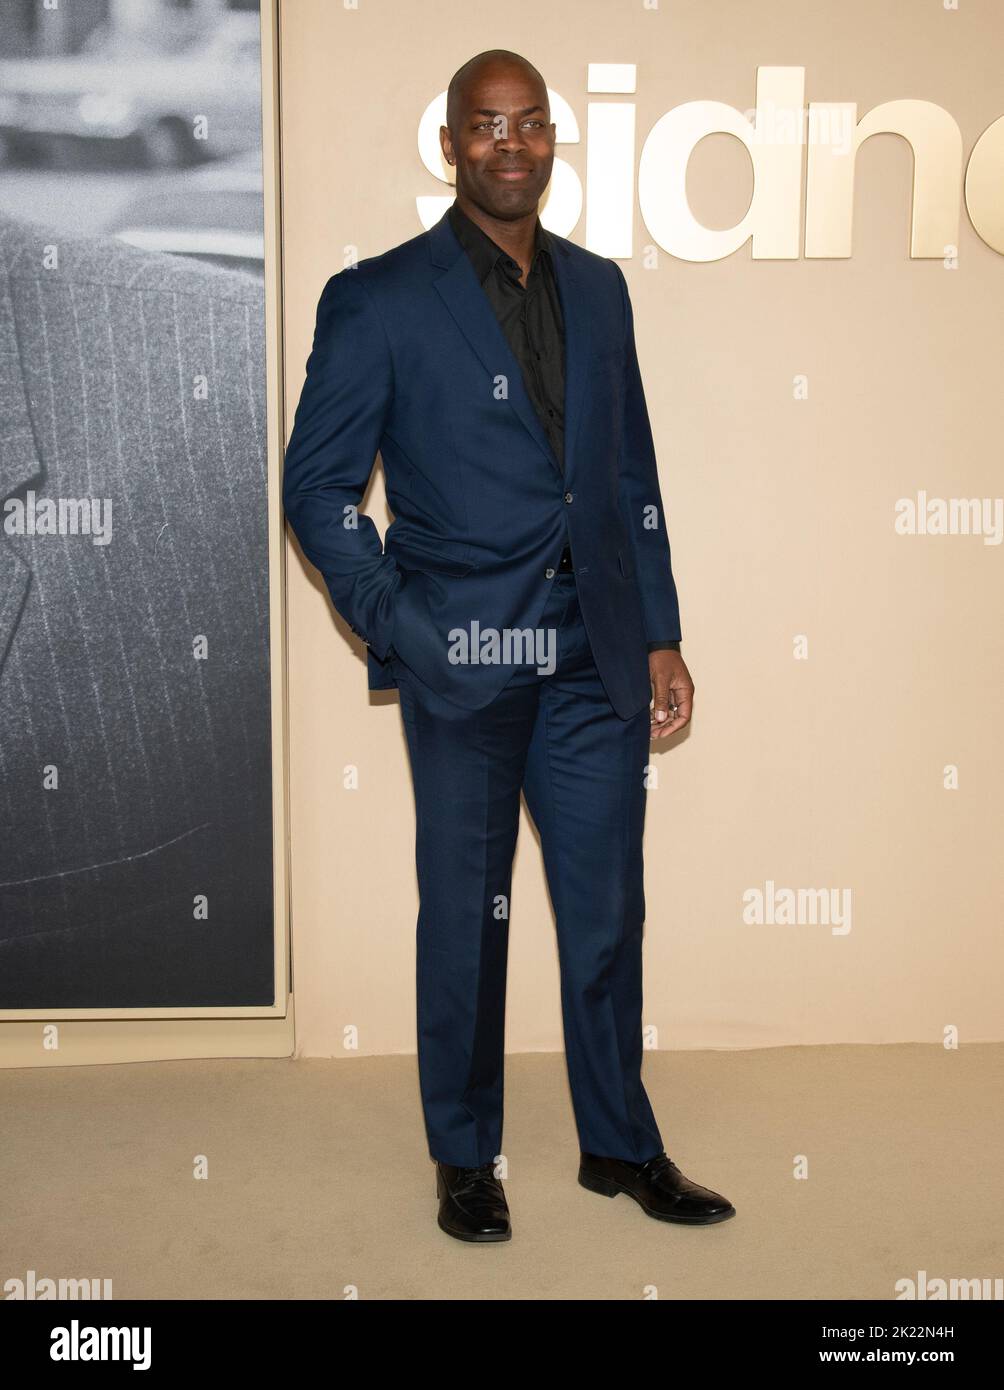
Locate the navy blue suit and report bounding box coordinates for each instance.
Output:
[284,207,681,1165]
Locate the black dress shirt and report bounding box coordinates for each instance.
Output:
[447,201,679,654]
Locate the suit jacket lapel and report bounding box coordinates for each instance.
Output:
[548,237,588,488]
[429,209,593,484]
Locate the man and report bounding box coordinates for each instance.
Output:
[283,49,735,1241]
[0,210,274,1008]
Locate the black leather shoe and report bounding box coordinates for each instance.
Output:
[578,1151,735,1224]
[435,1161,511,1242]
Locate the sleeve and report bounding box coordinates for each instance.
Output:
[613,261,682,645]
[281,269,403,660]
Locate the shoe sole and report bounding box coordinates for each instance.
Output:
[578,1169,736,1224]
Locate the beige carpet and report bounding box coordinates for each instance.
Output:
[3,1044,1001,1300]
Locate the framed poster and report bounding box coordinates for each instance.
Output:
[0,0,287,1019]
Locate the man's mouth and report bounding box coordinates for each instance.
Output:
[489,167,532,181]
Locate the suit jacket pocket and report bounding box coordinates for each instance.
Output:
[387,539,474,577]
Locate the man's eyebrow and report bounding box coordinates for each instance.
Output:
[471,106,546,118]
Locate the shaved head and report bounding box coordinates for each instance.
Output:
[446,49,549,138]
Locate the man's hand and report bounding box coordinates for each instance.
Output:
[649,649,694,738]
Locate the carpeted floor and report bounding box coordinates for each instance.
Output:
[3,1044,1001,1300]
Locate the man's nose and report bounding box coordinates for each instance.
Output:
[493,119,526,150]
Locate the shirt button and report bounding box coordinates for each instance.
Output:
[545,567,556,579]
[563,492,574,503]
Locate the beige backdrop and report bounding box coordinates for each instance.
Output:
[280,0,1004,1059]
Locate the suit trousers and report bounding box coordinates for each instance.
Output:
[389,571,664,1167]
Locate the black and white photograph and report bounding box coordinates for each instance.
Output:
[0,0,276,1008]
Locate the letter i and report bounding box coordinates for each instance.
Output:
[586,63,637,257]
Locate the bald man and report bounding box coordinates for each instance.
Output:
[283,49,735,1242]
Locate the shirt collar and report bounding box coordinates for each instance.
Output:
[447,200,551,285]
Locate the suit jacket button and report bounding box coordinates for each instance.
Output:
[545,567,555,579]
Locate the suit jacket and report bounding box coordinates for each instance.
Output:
[0,212,274,1008]
[282,207,681,721]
